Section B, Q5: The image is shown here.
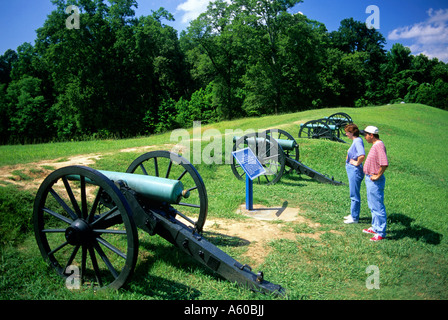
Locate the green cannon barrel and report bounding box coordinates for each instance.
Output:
[233,136,296,151]
[68,170,187,204]
[300,123,337,130]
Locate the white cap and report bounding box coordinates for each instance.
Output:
[361,126,379,135]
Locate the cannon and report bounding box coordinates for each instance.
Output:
[231,129,344,186]
[33,150,284,295]
[298,112,352,143]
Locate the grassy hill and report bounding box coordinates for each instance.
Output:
[1,103,447,300]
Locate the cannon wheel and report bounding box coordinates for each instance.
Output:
[264,128,299,162]
[126,151,208,234]
[231,132,286,185]
[328,112,352,137]
[34,166,139,290]
[298,119,333,140]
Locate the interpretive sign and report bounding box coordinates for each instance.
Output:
[232,148,266,210]
[232,147,266,181]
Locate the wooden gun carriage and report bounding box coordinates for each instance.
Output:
[298,112,352,143]
[33,151,284,295]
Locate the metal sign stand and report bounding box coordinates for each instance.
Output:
[232,147,266,211]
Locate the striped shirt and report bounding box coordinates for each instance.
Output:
[363,141,388,175]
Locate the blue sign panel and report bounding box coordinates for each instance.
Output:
[232,147,266,181]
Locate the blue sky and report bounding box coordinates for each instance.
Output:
[1,0,447,61]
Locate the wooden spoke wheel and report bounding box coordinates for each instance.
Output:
[34,166,139,290]
[328,112,353,137]
[263,128,299,162]
[126,151,208,234]
[298,119,333,140]
[231,132,286,185]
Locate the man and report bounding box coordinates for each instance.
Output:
[361,126,389,241]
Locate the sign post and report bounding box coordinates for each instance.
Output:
[232,148,266,211]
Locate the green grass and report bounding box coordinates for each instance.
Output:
[1,103,447,300]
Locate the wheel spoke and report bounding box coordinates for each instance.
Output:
[93,229,127,235]
[96,237,127,260]
[49,189,77,222]
[88,245,104,286]
[88,188,103,223]
[173,210,197,226]
[139,163,148,175]
[64,245,81,274]
[154,157,159,177]
[61,177,82,219]
[42,228,66,233]
[91,206,118,227]
[165,160,173,178]
[48,241,69,257]
[177,169,188,181]
[93,241,118,279]
[43,207,73,225]
[81,246,87,281]
[80,176,88,219]
[186,186,198,193]
[263,175,270,183]
[178,202,200,209]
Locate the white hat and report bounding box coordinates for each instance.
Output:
[361,126,379,135]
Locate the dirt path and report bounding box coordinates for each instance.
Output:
[0,145,166,191]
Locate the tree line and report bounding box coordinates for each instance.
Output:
[1,0,447,144]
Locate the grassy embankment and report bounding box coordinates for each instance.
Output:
[1,103,447,300]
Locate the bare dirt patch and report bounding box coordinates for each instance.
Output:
[0,153,104,191]
[0,145,170,190]
[203,203,335,266]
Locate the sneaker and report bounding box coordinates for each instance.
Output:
[344,217,358,224]
[363,227,377,235]
[344,214,352,220]
[370,235,385,241]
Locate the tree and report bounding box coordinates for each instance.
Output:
[237,0,304,114]
[34,0,188,139]
[0,49,18,85]
[6,76,50,143]
[181,0,249,120]
[0,49,18,143]
[319,48,369,107]
[329,18,387,106]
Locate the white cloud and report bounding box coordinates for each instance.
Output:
[427,8,448,24]
[388,8,448,62]
[176,0,232,24]
[176,0,212,24]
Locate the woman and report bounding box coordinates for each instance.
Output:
[344,124,365,224]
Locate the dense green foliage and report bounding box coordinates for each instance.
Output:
[1,0,447,144]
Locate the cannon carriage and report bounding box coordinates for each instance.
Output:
[298,112,352,143]
[231,129,344,186]
[34,151,284,295]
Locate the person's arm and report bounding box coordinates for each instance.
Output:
[371,165,388,180]
[371,141,388,180]
[349,155,365,167]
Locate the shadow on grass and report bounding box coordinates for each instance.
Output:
[387,213,442,245]
[129,231,251,299]
[279,173,318,187]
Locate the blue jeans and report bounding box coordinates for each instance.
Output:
[346,164,364,221]
[365,175,387,237]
